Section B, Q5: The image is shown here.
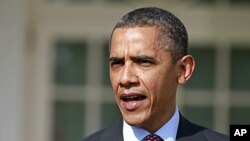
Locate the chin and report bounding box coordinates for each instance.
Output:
[122,112,147,127]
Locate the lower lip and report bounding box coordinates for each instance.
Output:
[121,100,144,111]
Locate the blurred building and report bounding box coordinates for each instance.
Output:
[1,0,250,141]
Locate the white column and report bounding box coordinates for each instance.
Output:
[0,0,25,141]
[84,38,104,136]
[214,41,230,134]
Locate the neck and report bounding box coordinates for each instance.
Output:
[142,104,176,133]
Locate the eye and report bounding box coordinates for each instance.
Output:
[110,60,124,68]
[132,56,157,67]
[136,59,153,67]
[109,57,124,68]
[138,59,150,64]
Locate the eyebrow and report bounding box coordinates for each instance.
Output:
[131,55,158,63]
[110,55,158,63]
[109,57,123,62]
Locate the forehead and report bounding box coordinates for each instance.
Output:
[112,27,157,41]
[110,27,162,54]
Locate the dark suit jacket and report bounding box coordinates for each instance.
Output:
[82,113,229,141]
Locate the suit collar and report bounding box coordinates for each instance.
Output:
[122,107,179,141]
[100,118,124,141]
[102,112,206,141]
[176,113,206,140]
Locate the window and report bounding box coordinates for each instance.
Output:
[185,47,216,90]
[230,48,250,90]
[101,102,121,128]
[54,40,87,85]
[183,106,213,128]
[53,101,85,141]
[53,39,88,140]
[230,107,250,124]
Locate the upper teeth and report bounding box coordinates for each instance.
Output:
[121,95,146,101]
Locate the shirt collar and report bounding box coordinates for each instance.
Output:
[123,106,179,141]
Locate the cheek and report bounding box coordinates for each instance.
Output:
[110,72,119,90]
[140,72,161,95]
[141,68,175,97]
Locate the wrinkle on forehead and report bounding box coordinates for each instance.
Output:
[111,27,168,58]
[125,28,144,40]
[152,27,162,51]
[127,27,167,51]
[125,27,162,50]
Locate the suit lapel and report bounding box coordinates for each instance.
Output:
[103,119,124,141]
[112,113,206,141]
[176,113,206,140]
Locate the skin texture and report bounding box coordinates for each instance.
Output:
[109,27,195,133]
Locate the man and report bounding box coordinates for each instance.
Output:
[82,7,229,141]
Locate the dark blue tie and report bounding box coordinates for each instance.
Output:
[142,134,164,141]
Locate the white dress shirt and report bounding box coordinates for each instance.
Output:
[123,106,179,141]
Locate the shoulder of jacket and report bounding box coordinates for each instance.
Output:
[202,129,229,141]
[81,119,123,141]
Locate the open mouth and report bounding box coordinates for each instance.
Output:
[120,94,147,102]
[120,94,147,111]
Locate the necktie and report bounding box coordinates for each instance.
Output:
[142,134,164,141]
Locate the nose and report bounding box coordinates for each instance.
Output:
[119,63,139,88]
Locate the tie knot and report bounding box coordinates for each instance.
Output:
[142,134,164,141]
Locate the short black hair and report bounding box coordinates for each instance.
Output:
[110,7,188,61]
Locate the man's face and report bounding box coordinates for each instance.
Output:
[110,27,180,132]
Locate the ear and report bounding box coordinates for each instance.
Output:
[177,55,195,85]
